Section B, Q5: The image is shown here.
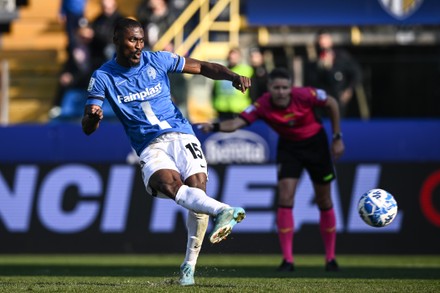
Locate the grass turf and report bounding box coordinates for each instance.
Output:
[0,254,439,292]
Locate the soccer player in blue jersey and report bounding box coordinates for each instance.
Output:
[81,18,250,286]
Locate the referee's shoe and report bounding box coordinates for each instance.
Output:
[325,259,339,272]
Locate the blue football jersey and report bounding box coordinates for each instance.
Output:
[86,51,194,155]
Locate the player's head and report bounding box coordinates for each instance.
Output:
[267,68,292,108]
[113,18,145,67]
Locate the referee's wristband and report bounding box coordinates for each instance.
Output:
[332,132,343,140]
[212,122,220,132]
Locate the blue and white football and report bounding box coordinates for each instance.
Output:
[358,188,398,227]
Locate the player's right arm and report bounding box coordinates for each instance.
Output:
[82,104,103,135]
[198,117,248,133]
[83,71,106,135]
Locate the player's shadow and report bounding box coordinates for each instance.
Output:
[0,264,438,280]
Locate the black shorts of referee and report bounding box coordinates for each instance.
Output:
[276,128,335,184]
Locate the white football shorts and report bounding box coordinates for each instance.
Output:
[139,132,208,198]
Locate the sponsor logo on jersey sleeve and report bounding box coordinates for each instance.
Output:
[87,77,95,92]
[316,89,327,101]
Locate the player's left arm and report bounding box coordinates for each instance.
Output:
[182,57,251,93]
[325,95,345,160]
[82,104,103,135]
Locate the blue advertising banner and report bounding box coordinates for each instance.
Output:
[245,0,440,26]
[1,119,439,163]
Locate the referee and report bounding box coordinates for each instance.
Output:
[199,68,344,272]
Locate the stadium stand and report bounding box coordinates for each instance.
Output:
[0,0,140,123]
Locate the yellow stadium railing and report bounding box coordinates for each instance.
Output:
[152,0,240,60]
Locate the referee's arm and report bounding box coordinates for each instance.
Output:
[198,117,248,133]
[325,96,342,135]
[325,95,345,160]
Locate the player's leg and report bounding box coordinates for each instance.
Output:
[179,173,209,286]
[148,169,230,214]
[276,178,298,272]
[140,133,245,242]
[140,136,228,214]
[148,169,245,244]
[146,169,244,285]
[173,133,245,244]
[140,134,245,286]
[180,210,208,286]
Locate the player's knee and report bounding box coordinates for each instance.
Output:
[185,173,207,190]
[154,180,183,199]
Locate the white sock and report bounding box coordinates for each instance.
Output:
[183,210,209,267]
[175,185,228,216]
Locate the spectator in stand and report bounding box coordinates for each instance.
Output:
[212,47,254,120]
[305,30,363,118]
[50,20,116,122]
[59,0,88,55]
[50,25,94,121]
[88,0,124,70]
[136,0,176,51]
[169,0,191,16]
[249,47,268,102]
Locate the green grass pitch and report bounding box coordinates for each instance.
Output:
[0,254,439,292]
